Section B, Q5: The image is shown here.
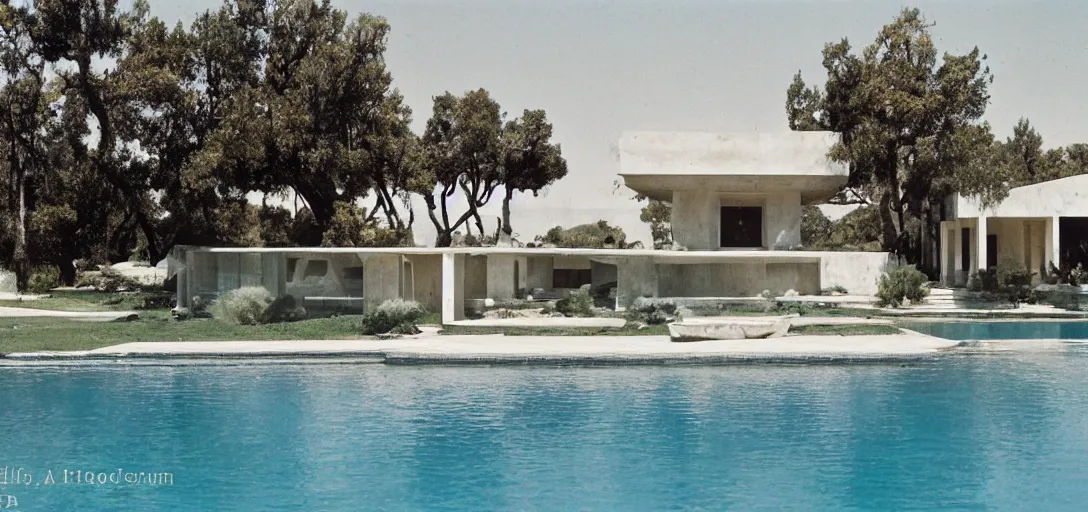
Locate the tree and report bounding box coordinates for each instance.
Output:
[498,109,567,241]
[534,220,641,249]
[638,197,672,249]
[787,7,996,272]
[418,89,503,247]
[0,2,47,289]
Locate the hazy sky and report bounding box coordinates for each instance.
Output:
[151,0,1088,246]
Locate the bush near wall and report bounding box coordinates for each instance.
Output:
[626,297,679,325]
[360,299,427,335]
[554,287,594,317]
[210,287,308,325]
[876,265,929,308]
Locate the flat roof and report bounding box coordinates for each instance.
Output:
[179,246,884,264]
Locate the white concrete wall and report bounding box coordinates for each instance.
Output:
[406,254,442,313]
[619,131,845,176]
[486,254,517,300]
[818,252,895,296]
[0,269,16,294]
[464,255,488,300]
[616,257,658,306]
[765,192,802,249]
[591,260,618,288]
[672,189,720,250]
[361,254,402,311]
[956,174,1088,219]
[526,256,553,291]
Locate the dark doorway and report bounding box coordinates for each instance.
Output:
[720,207,763,248]
[986,234,997,269]
[961,228,971,271]
[1059,217,1088,270]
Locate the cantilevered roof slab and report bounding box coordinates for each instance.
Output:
[618,131,847,203]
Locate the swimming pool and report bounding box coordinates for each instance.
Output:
[907,320,1088,340]
[3,359,1088,511]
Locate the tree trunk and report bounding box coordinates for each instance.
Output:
[878,190,900,254]
[435,231,452,247]
[501,186,514,236]
[13,167,28,291]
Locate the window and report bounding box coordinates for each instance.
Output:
[720,206,763,248]
[303,260,328,279]
[552,269,591,289]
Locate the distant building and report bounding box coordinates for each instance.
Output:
[171,131,896,323]
[940,174,1088,286]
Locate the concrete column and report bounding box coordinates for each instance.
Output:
[976,216,988,272]
[939,224,951,285]
[1046,216,1060,269]
[260,253,287,298]
[526,256,553,292]
[765,192,802,250]
[671,190,718,251]
[486,254,517,300]
[616,257,658,308]
[441,253,465,323]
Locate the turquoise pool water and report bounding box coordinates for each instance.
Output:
[908,320,1088,340]
[3,358,1088,510]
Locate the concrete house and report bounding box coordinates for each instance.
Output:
[939,174,1088,286]
[171,131,897,323]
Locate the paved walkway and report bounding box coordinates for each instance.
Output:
[5,332,960,364]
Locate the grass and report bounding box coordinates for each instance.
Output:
[439,323,670,337]
[0,290,167,312]
[788,324,902,336]
[0,312,370,354]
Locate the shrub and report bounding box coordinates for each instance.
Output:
[27,266,60,294]
[876,265,929,308]
[820,285,848,296]
[360,299,426,335]
[265,295,307,323]
[591,280,618,308]
[88,266,143,293]
[211,287,274,325]
[627,296,679,325]
[555,288,594,317]
[210,287,307,325]
[996,260,1035,307]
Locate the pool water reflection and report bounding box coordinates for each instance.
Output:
[2,358,1088,511]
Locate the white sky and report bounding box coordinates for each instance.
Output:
[149,0,1088,246]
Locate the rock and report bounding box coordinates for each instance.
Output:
[783,289,800,297]
[484,298,495,307]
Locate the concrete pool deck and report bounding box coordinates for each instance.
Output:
[2,331,962,365]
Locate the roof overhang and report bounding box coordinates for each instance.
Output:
[620,174,848,204]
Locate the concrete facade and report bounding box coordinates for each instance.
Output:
[172,131,897,323]
[940,175,1088,286]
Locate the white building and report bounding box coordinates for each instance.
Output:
[171,131,897,323]
[939,174,1088,286]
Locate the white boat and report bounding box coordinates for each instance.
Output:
[668,315,795,342]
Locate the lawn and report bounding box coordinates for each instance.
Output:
[0,312,370,354]
[787,324,902,336]
[0,290,169,312]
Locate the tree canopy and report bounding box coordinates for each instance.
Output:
[0,0,568,289]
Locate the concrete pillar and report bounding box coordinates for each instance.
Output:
[590,260,618,289]
[939,224,951,285]
[526,256,553,292]
[363,254,402,312]
[441,253,465,323]
[260,253,287,298]
[671,190,718,251]
[765,192,802,250]
[616,257,658,308]
[486,254,517,300]
[1047,216,1060,269]
[976,216,988,271]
